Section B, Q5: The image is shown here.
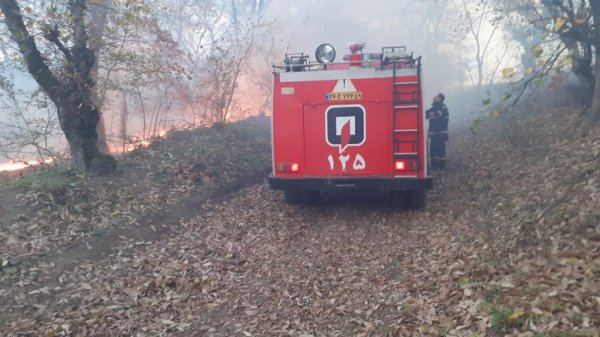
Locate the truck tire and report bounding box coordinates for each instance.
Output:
[302,190,320,206]
[284,190,302,205]
[408,190,426,209]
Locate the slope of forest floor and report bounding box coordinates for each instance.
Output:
[0,101,599,337]
[0,116,271,273]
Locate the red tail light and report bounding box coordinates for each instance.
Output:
[395,160,407,171]
[395,159,419,172]
[276,162,300,173]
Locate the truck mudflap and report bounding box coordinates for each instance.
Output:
[268,174,432,191]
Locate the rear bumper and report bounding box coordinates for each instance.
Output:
[268,174,432,191]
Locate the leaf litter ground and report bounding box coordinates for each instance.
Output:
[0,106,599,336]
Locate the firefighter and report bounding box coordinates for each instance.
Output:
[426,93,449,170]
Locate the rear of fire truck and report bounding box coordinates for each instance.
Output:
[268,43,432,207]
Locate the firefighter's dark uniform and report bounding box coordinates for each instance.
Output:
[426,102,449,169]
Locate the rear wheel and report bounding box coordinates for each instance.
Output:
[407,189,426,209]
[302,190,320,206]
[284,190,302,205]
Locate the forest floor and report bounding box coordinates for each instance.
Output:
[0,100,598,337]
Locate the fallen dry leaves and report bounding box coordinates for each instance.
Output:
[0,106,598,336]
[0,116,271,262]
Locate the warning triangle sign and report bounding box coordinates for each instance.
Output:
[332,78,357,93]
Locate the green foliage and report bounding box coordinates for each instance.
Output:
[534,78,545,87]
[502,67,515,79]
[534,46,544,58]
[482,287,501,304]
[0,168,78,192]
[486,110,500,119]
[481,288,528,334]
[489,306,526,333]
[490,307,512,331]
[401,304,413,313]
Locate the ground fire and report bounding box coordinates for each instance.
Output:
[0,130,169,173]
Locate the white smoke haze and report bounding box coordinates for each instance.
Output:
[261,0,522,123]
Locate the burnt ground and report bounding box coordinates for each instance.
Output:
[0,103,599,337]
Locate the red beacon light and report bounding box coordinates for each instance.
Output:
[348,42,365,54]
[348,42,365,68]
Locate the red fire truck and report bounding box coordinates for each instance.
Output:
[268,43,432,207]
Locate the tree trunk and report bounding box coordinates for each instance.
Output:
[120,89,129,153]
[590,0,600,124]
[59,103,98,170]
[590,48,600,124]
[0,0,116,174]
[55,80,116,174]
[89,0,110,153]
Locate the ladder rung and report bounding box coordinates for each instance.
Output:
[394,153,419,160]
[394,129,418,132]
[394,82,419,85]
[394,152,418,156]
[394,105,418,109]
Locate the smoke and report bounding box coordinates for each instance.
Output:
[261,1,455,117]
[261,0,519,126]
[266,1,426,55]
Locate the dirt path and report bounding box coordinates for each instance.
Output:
[0,148,492,336]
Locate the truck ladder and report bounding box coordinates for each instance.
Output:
[391,61,422,169]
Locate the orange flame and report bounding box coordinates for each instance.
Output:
[0,159,54,173]
[123,130,167,153]
[1,129,170,170]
